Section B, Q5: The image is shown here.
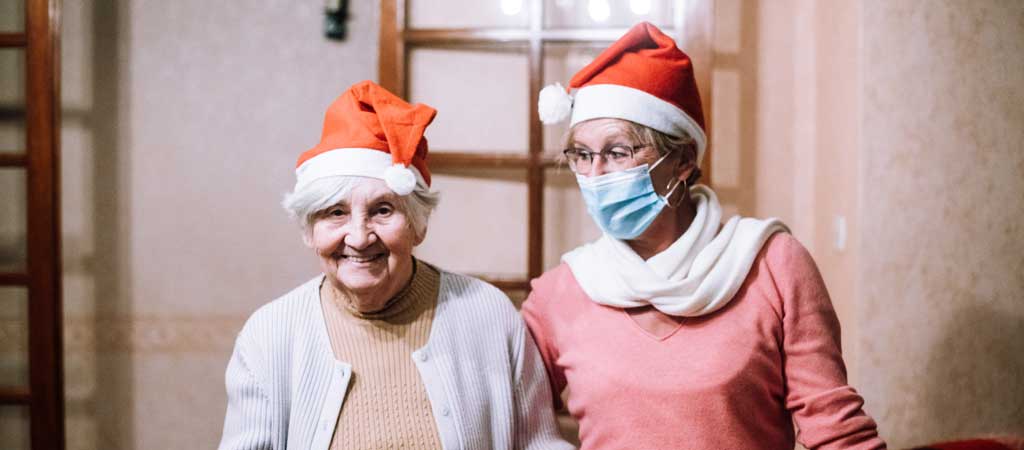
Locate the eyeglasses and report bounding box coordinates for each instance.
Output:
[562,144,651,173]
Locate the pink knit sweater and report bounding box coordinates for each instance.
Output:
[522,234,885,450]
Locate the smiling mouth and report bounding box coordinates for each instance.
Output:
[339,253,386,264]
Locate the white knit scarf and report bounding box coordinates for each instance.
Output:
[562,184,790,317]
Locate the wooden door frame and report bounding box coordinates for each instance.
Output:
[0,0,65,449]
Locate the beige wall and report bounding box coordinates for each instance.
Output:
[33,0,1024,448]
[857,1,1024,447]
[714,0,1024,448]
[711,0,863,382]
[61,0,381,448]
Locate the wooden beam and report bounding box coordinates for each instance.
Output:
[0,272,30,286]
[429,151,560,169]
[430,152,529,169]
[0,387,32,405]
[0,154,28,167]
[378,0,403,96]
[0,32,27,47]
[404,27,630,45]
[25,0,65,448]
[526,0,545,280]
[482,278,531,292]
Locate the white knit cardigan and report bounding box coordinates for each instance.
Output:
[218,271,574,450]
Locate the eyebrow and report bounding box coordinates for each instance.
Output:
[572,136,636,149]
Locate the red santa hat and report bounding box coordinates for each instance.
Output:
[294,80,437,196]
[538,22,707,165]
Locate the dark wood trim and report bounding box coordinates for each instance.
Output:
[0,32,28,47]
[430,152,528,169]
[25,0,65,448]
[0,272,31,286]
[0,154,28,167]
[395,0,408,100]
[378,0,402,96]
[0,387,32,404]
[677,0,715,186]
[483,278,531,292]
[526,0,545,280]
[404,28,630,44]
[428,152,561,169]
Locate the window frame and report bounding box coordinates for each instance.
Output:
[379,0,714,293]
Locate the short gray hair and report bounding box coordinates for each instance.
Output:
[281,176,440,240]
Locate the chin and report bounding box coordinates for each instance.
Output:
[333,270,385,291]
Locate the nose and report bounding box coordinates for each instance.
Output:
[585,157,610,177]
[343,216,377,250]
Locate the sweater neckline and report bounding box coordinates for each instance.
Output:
[321,258,438,321]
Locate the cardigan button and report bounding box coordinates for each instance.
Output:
[416,352,428,362]
[441,406,451,417]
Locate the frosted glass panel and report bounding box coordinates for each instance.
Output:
[0,406,30,450]
[0,0,25,33]
[541,43,606,153]
[409,0,529,28]
[409,46,529,153]
[0,49,26,153]
[543,167,600,270]
[0,287,28,389]
[414,168,528,279]
[545,0,676,28]
[0,169,27,272]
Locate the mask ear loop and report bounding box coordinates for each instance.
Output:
[662,177,688,208]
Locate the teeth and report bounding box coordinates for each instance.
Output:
[344,255,380,263]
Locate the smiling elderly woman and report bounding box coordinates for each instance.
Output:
[218,80,572,450]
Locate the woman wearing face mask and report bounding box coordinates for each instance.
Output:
[522,22,886,450]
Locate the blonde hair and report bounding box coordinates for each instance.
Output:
[566,119,702,184]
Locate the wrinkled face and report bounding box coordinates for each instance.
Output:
[305,178,421,300]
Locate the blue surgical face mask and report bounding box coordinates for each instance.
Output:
[576,154,680,240]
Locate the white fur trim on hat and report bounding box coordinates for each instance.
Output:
[294,147,426,195]
[538,83,573,124]
[571,84,707,165]
[383,163,417,196]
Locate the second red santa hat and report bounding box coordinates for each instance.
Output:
[538,22,707,165]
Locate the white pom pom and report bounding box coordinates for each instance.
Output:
[383,163,417,196]
[538,83,573,125]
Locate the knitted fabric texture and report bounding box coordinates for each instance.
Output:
[218,268,574,450]
[523,234,887,450]
[322,258,442,449]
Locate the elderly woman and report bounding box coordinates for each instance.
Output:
[524,22,887,449]
[219,80,573,450]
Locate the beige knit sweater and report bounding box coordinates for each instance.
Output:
[321,259,443,449]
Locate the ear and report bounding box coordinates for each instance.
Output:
[413,225,427,247]
[675,158,697,183]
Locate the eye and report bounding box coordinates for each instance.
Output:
[325,206,347,217]
[575,149,594,162]
[374,203,395,217]
[606,146,632,161]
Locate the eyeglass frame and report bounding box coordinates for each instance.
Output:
[561,143,654,173]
